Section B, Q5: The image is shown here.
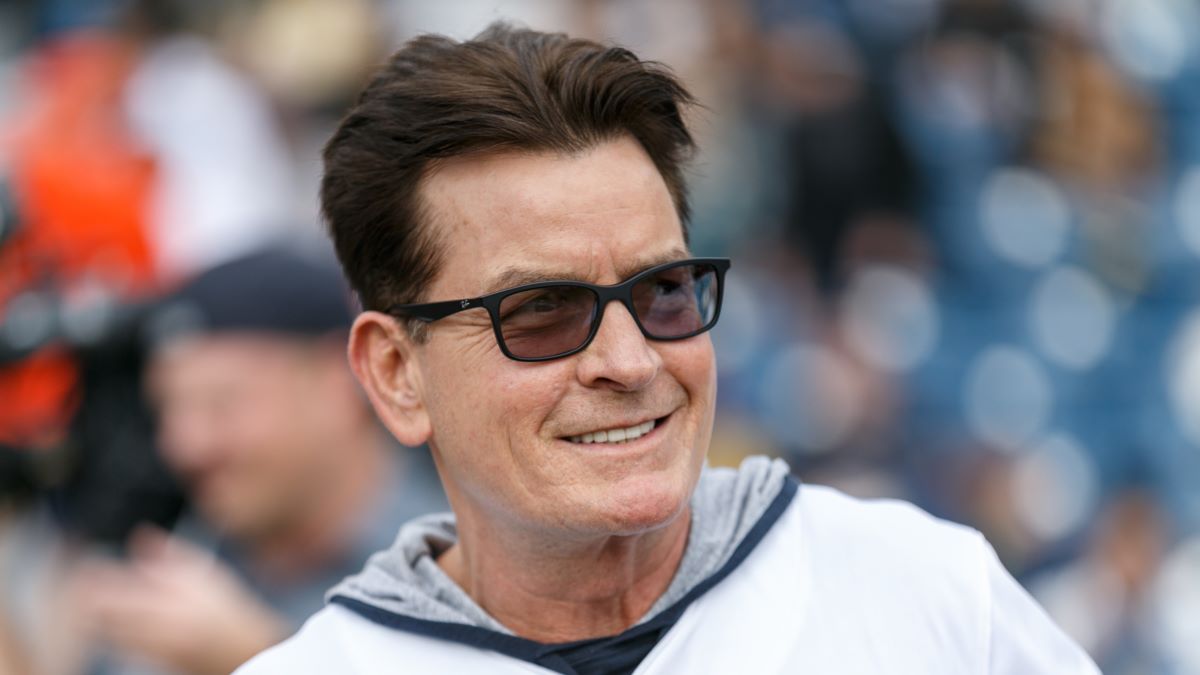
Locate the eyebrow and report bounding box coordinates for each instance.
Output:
[481,247,692,295]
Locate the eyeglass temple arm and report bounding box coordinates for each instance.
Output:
[388,297,483,322]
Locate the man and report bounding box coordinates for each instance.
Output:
[71,249,444,674]
[239,25,1098,674]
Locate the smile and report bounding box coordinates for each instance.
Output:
[567,418,658,444]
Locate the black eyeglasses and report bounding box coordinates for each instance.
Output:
[388,258,730,362]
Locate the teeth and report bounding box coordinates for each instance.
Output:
[568,419,656,445]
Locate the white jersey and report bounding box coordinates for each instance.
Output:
[237,483,1099,674]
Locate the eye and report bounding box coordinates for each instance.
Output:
[529,293,565,312]
[498,286,594,333]
[654,278,684,296]
[649,268,694,298]
[502,289,570,319]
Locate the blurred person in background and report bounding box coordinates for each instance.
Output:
[0,0,299,456]
[757,17,920,300]
[0,19,178,674]
[0,3,347,670]
[1029,488,1172,671]
[0,26,160,463]
[117,0,299,279]
[67,248,445,675]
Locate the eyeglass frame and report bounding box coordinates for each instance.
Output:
[386,257,731,362]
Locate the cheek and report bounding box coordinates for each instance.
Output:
[442,367,562,442]
[663,339,718,462]
[224,388,312,474]
[667,337,717,404]
[239,390,294,444]
[425,356,568,477]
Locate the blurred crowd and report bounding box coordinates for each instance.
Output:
[1,0,1198,673]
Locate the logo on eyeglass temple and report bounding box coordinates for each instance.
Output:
[460,300,471,309]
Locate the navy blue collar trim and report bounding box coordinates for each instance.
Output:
[330,475,800,674]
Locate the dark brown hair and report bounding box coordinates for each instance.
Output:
[320,22,697,316]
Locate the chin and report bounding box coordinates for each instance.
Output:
[198,491,272,542]
[583,470,695,536]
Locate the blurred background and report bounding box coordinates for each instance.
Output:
[1,0,1199,672]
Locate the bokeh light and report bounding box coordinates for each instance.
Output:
[1011,433,1100,542]
[980,168,1071,268]
[1029,266,1116,371]
[1101,0,1195,83]
[759,343,861,454]
[841,265,939,373]
[1166,309,1200,446]
[965,345,1053,450]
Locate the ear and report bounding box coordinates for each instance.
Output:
[347,311,432,447]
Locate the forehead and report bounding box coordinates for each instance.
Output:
[418,136,687,297]
[149,334,309,390]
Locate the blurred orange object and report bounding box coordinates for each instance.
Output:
[0,32,160,449]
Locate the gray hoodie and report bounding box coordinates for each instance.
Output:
[328,456,791,633]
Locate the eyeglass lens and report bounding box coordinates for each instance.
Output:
[495,262,720,359]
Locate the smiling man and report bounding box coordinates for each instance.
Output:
[237,23,1098,674]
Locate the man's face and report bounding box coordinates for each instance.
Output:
[411,136,716,537]
[147,335,352,541]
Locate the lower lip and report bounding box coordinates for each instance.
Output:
[562,414,671,450]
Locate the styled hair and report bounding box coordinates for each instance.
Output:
[320,22,697,316]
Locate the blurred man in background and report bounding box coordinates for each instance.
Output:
[69,248,445,674]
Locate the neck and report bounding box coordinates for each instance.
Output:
[247,430,392,579]
[438,506,692,643]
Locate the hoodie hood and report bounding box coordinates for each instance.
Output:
[328,455,792,634]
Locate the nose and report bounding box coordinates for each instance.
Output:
[575,299,662,391]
